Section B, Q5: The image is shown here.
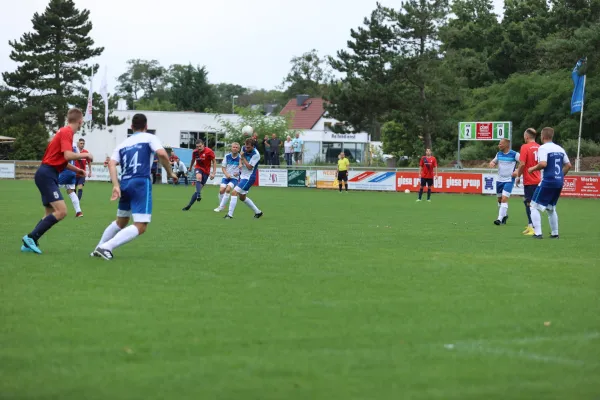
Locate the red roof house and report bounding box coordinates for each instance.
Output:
[279,95,326,130]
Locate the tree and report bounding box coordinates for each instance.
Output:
[167,64,216,112]
[10,123,50,160]
[116,59,168,109]
[282,49,333,98]
[134,97,178,112]
[2,0,103,131]
[74,92,125,134]
[212,83,248,113]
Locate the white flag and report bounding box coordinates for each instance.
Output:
[83,66,94,122]
[100,66,109,127]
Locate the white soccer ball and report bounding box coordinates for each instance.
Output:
[404,189,410,194]
[242,125,254,135]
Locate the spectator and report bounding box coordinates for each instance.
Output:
[284,135,293,166]
[269,133,281,166]
[292,132,304,165]
[263,135,271,165]
[172,156,189,186]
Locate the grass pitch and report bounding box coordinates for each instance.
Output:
[1,180,599,400]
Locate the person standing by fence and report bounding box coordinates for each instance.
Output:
[284,136,293,166]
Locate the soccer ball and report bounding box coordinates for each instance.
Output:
[404,189,410,194]
[242,125,253,135]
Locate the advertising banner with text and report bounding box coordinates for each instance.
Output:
[481,174,525,196]
[259,169,288,187]
[0,162,15,179]
[288,170,307,187]
[349,171,396,191]
[561,176,600,198]
[396,172,483,194]
[316,170,337,189]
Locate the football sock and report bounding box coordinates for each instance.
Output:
[243,197,260,214]
[344,183,348,191]
[427,188,431,200]
[219,193,224,203]
[498,203,508,220]
[219,194,230,209]
[531,207,543,235]
[29,214,59,242]
[418,188,423,200]
[68,192,82,213]
[228,196,239,216]
[524,202,532,225]
[97,221,121,248]
[103,225,139,251]
[548,208,559,236]
[339,183,342,192]
[77,189,83,200]
[186,192,198,208]
[195,181,203,195]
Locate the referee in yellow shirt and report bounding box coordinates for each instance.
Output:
[337,152,350,192]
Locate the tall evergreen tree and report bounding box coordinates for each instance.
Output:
[2,0,103,132]
[167,64,216,112]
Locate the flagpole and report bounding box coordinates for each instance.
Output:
[575,74,586,173]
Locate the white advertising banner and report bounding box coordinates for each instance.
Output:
[87,164,121,181]
[481,174,524,196]
[0,162,15,179]
[348,171,396,191]
[259,169,288,187]
[307,170,317,188]
[316,169,337,189]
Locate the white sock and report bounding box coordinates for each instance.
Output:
[68,192,82,213]
[243,197,261,214]
[548,208,559,236]
[228,196,238,216]
[498,203,508,220]
[497,200,501,209]
[531,207,543,236]
[219,193,230,209]
[97,221,121,248]
[102,225,139,251]
[219,193,224,203]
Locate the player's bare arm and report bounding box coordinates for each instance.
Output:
[189,155,195,173]
[64,149,93,162]
[156,149,178,181]
[108,160,121,200]
[66,164,85,176]
[563,162,572,176]
[528,161,546,174]
[240,157,253,169]
[222,166,230,179]
[210,159,217,179]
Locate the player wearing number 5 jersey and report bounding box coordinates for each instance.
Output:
[92,114,177,260]
[528,127,572,239]
[516,128,540,235]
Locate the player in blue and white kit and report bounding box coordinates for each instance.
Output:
[214,142,241,212]
[58,144,85,217]
[92,114,177,260]
[528,127,572,239]
[489,138,519,225]
[224,138,263,219]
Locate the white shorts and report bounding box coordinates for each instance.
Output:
[117,209,151,223]
[60,184,76,190]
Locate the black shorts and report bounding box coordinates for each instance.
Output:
[524,185,537,202]
[35,164,63,207]
[337,171,348,182]
[76,176,86,186]
[420,178,434,187]
[194,169,209,185]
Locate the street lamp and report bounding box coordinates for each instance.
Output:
[232,95,239,114]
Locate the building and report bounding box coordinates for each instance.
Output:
[279,95,370,164]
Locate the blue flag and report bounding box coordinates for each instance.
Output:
[571,57,586,114]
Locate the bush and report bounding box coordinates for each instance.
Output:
[562,139,600,158]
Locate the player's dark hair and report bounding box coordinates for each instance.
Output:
[196,139,204,145]
[78,138,85,143]
[131,113,147,131]
[245,138,254,147]
[525,128,537,138]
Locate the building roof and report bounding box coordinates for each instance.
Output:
[0,135,15,142]
[279,97,325,130]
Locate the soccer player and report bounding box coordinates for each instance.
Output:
[182,139,216,211]
[224,138,263,219]
[75,138,92,200]
[515,128,540,235]
[214,142,241,212]
[92,113,177,260]
[58,144,86,217]
[489,138,519,225]
[528,127,571,239]
[337,151,350,192]
[417,148,437,202]
[21,108,93,254]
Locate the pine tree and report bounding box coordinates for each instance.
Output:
[2,0,103,132]
[10,124,50,160]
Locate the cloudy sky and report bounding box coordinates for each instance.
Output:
[1,0,504,95]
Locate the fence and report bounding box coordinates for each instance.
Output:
[1,161,599,198]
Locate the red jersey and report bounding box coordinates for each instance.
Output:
[41,126,74,172]
[419,156,437,179]
[519,141,541,185]
[75,149,89,171]
[192,147,215,174]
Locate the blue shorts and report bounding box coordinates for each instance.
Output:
[496,181,514,197]
[524,185,537,202]
[58,171,77,188]
[35,164,63,206]
[194,169,209,185]
[117,177,153,223]
[76,176,86,186]
[221,177,239,187]
[532,186,562,211]
[235,177,256,195]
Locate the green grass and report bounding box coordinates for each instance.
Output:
[1,180,599,400]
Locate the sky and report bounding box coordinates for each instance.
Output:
[0,0,505,95]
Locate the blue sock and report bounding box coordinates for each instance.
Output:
[525,202,532,225]
[418,188,423,199]
[195,181,203,196]
[77,189,83,200]
[187,192,198,207]
[29,214,59,242]
[427,188,431,200]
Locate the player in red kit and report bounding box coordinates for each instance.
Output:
[75,138,92,200]
[21,108,94,254]
[516,128,541,236]
[417,148,438,202]
[182,139,217,211]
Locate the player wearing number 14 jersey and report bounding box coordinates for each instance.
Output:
[516,128,540,235]
[92,114,177,260]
